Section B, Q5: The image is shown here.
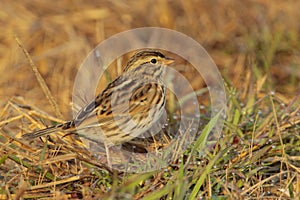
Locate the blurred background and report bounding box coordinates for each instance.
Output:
[0,0,299,118]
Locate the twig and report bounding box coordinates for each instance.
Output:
[15,35,63,119]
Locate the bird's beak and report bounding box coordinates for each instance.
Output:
[163,57,175,65]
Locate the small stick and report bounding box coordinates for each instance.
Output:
[15,35,63,119]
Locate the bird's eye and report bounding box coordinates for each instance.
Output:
[150,58,157,64]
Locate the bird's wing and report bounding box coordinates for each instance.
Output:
[73,75,165,130]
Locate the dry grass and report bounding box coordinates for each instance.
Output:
[0,0,300,199]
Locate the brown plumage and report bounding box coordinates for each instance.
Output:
[22,49,174,145]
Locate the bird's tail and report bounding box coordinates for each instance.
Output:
[22,124,65,140]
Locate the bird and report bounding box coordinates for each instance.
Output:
[22,49,174,165]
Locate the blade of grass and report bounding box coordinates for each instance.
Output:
[188,148,224,200]
[120,173,153,192]
[0,154,8,166]
[184,110,223,169]
[194,110,222,152]
[142,182,176,200]
[173,158,186,199]
[8,154,55,181]
[15,36,63,119]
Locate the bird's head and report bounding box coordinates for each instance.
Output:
[124,49,174,73]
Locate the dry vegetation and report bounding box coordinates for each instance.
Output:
[0,0,300,199]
